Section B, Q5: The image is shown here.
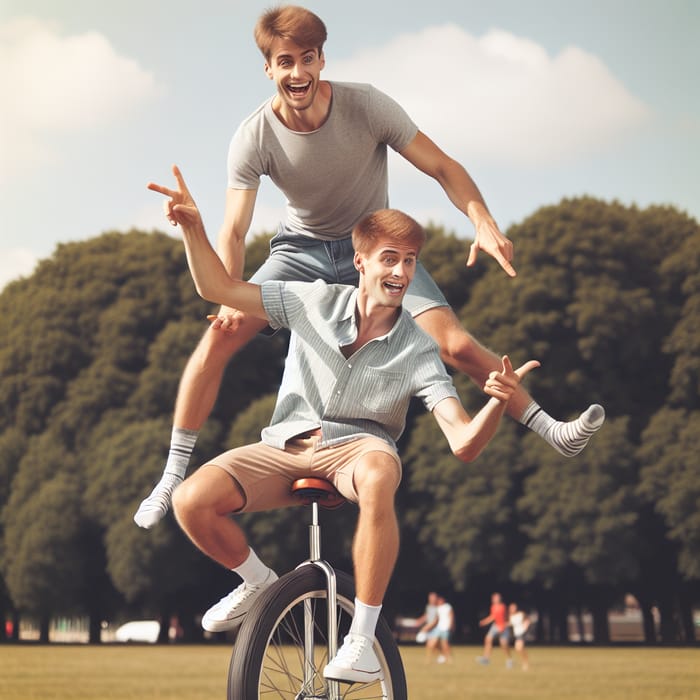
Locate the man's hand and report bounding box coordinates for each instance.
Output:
[206,309,247,334]
[483,355,539,402]
[466,205,516,277]
[147,165,202,230]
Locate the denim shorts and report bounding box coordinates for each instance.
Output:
[487,623,510,641]
[249,226,448,317]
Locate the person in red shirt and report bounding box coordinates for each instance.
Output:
[476,592,513,667]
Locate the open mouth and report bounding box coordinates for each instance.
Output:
[383,280,405,296]
[286,81,311,98]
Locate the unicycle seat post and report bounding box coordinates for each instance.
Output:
[291,477,344,564]
[309,500,321,562]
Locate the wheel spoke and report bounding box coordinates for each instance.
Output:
[228,568,406,699]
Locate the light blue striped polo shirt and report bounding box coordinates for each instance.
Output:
[260,279,458,450]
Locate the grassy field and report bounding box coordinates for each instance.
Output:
[1,643,699,699]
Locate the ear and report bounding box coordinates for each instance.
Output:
[319,50,326,71]
[264,62,273,79]
[353,251,364,273]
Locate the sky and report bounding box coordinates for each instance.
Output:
[1,0,698,290]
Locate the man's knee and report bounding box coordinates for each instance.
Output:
[171,478,199,522]
[172,467,244,521]
[354,454,400,507]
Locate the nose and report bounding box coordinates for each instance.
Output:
[391,261,407,278]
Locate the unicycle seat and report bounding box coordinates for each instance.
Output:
[291,477,345,509]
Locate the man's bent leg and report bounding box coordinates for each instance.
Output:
[134,313,268,528]
[172,464,249,567]
[172,464,277,632]
[415,306,605,457]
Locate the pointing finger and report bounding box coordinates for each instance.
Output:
[495,252,517,278]
[501,355,514,375]
[171,164,191,196]
[466,242,478,268]
[147,182,175,197]
[514,360,540,379]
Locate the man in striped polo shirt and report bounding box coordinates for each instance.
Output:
[148,166,538,684]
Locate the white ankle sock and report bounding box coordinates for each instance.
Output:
[350,598,382,639]
[233,548,272,585]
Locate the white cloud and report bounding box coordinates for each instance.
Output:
[325,24,652,166]
[0,17,163,183]
[0,247,39,291]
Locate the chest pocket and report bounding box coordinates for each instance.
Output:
[358,369,405,415]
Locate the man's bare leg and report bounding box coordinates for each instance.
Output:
[134,314,268,528]
[351,452,401,608]
[323,451,400,683]
[415,306,605,456]
[172,465,277,632]
[172,465,250,567]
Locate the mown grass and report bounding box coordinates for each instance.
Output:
[1,643,698,699]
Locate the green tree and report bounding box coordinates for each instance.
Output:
[403,199,700,642]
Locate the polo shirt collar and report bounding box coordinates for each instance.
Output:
[335,288,408,347]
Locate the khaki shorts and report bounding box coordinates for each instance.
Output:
[207,435,401,513]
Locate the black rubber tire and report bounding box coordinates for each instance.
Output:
[227,566,407,699]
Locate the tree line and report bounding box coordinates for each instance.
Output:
[0,197,698,644]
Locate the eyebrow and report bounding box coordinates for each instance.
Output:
[379,248,417,257]
[275,48,317,61]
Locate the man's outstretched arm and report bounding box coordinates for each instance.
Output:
[148,165,267,320]
[432,355,539,461]
[400,131,516,277]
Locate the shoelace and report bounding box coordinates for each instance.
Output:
[335,636,367,664]
[220,582,261,608]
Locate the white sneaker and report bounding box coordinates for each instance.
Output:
[323,633,383,684]
[201,571,278,632]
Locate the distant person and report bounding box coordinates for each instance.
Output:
[433,594,455,663]
[508,602,531,670]
[420,592,455,664]
[415,591,439,661]
[476,592,512,667]
[134,3,605,530]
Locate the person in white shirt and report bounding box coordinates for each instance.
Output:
[423,593,455,663]
[508,602,531,670]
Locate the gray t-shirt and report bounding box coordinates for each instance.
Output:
[259,279,458,449]
[227,81,418,239]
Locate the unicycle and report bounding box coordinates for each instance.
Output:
[227,477,407,699]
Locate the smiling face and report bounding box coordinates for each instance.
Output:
[265,38,325,118]
[355,239,418,310]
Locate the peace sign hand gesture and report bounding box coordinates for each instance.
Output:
[147,165,202,231]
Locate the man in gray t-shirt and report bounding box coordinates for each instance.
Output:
[148,164,538,683]
[135,6,604,528]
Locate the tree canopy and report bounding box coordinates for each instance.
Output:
[0,202,698,644]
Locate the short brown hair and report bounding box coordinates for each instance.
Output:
[254,5,327,61]
[352,209,426,255]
